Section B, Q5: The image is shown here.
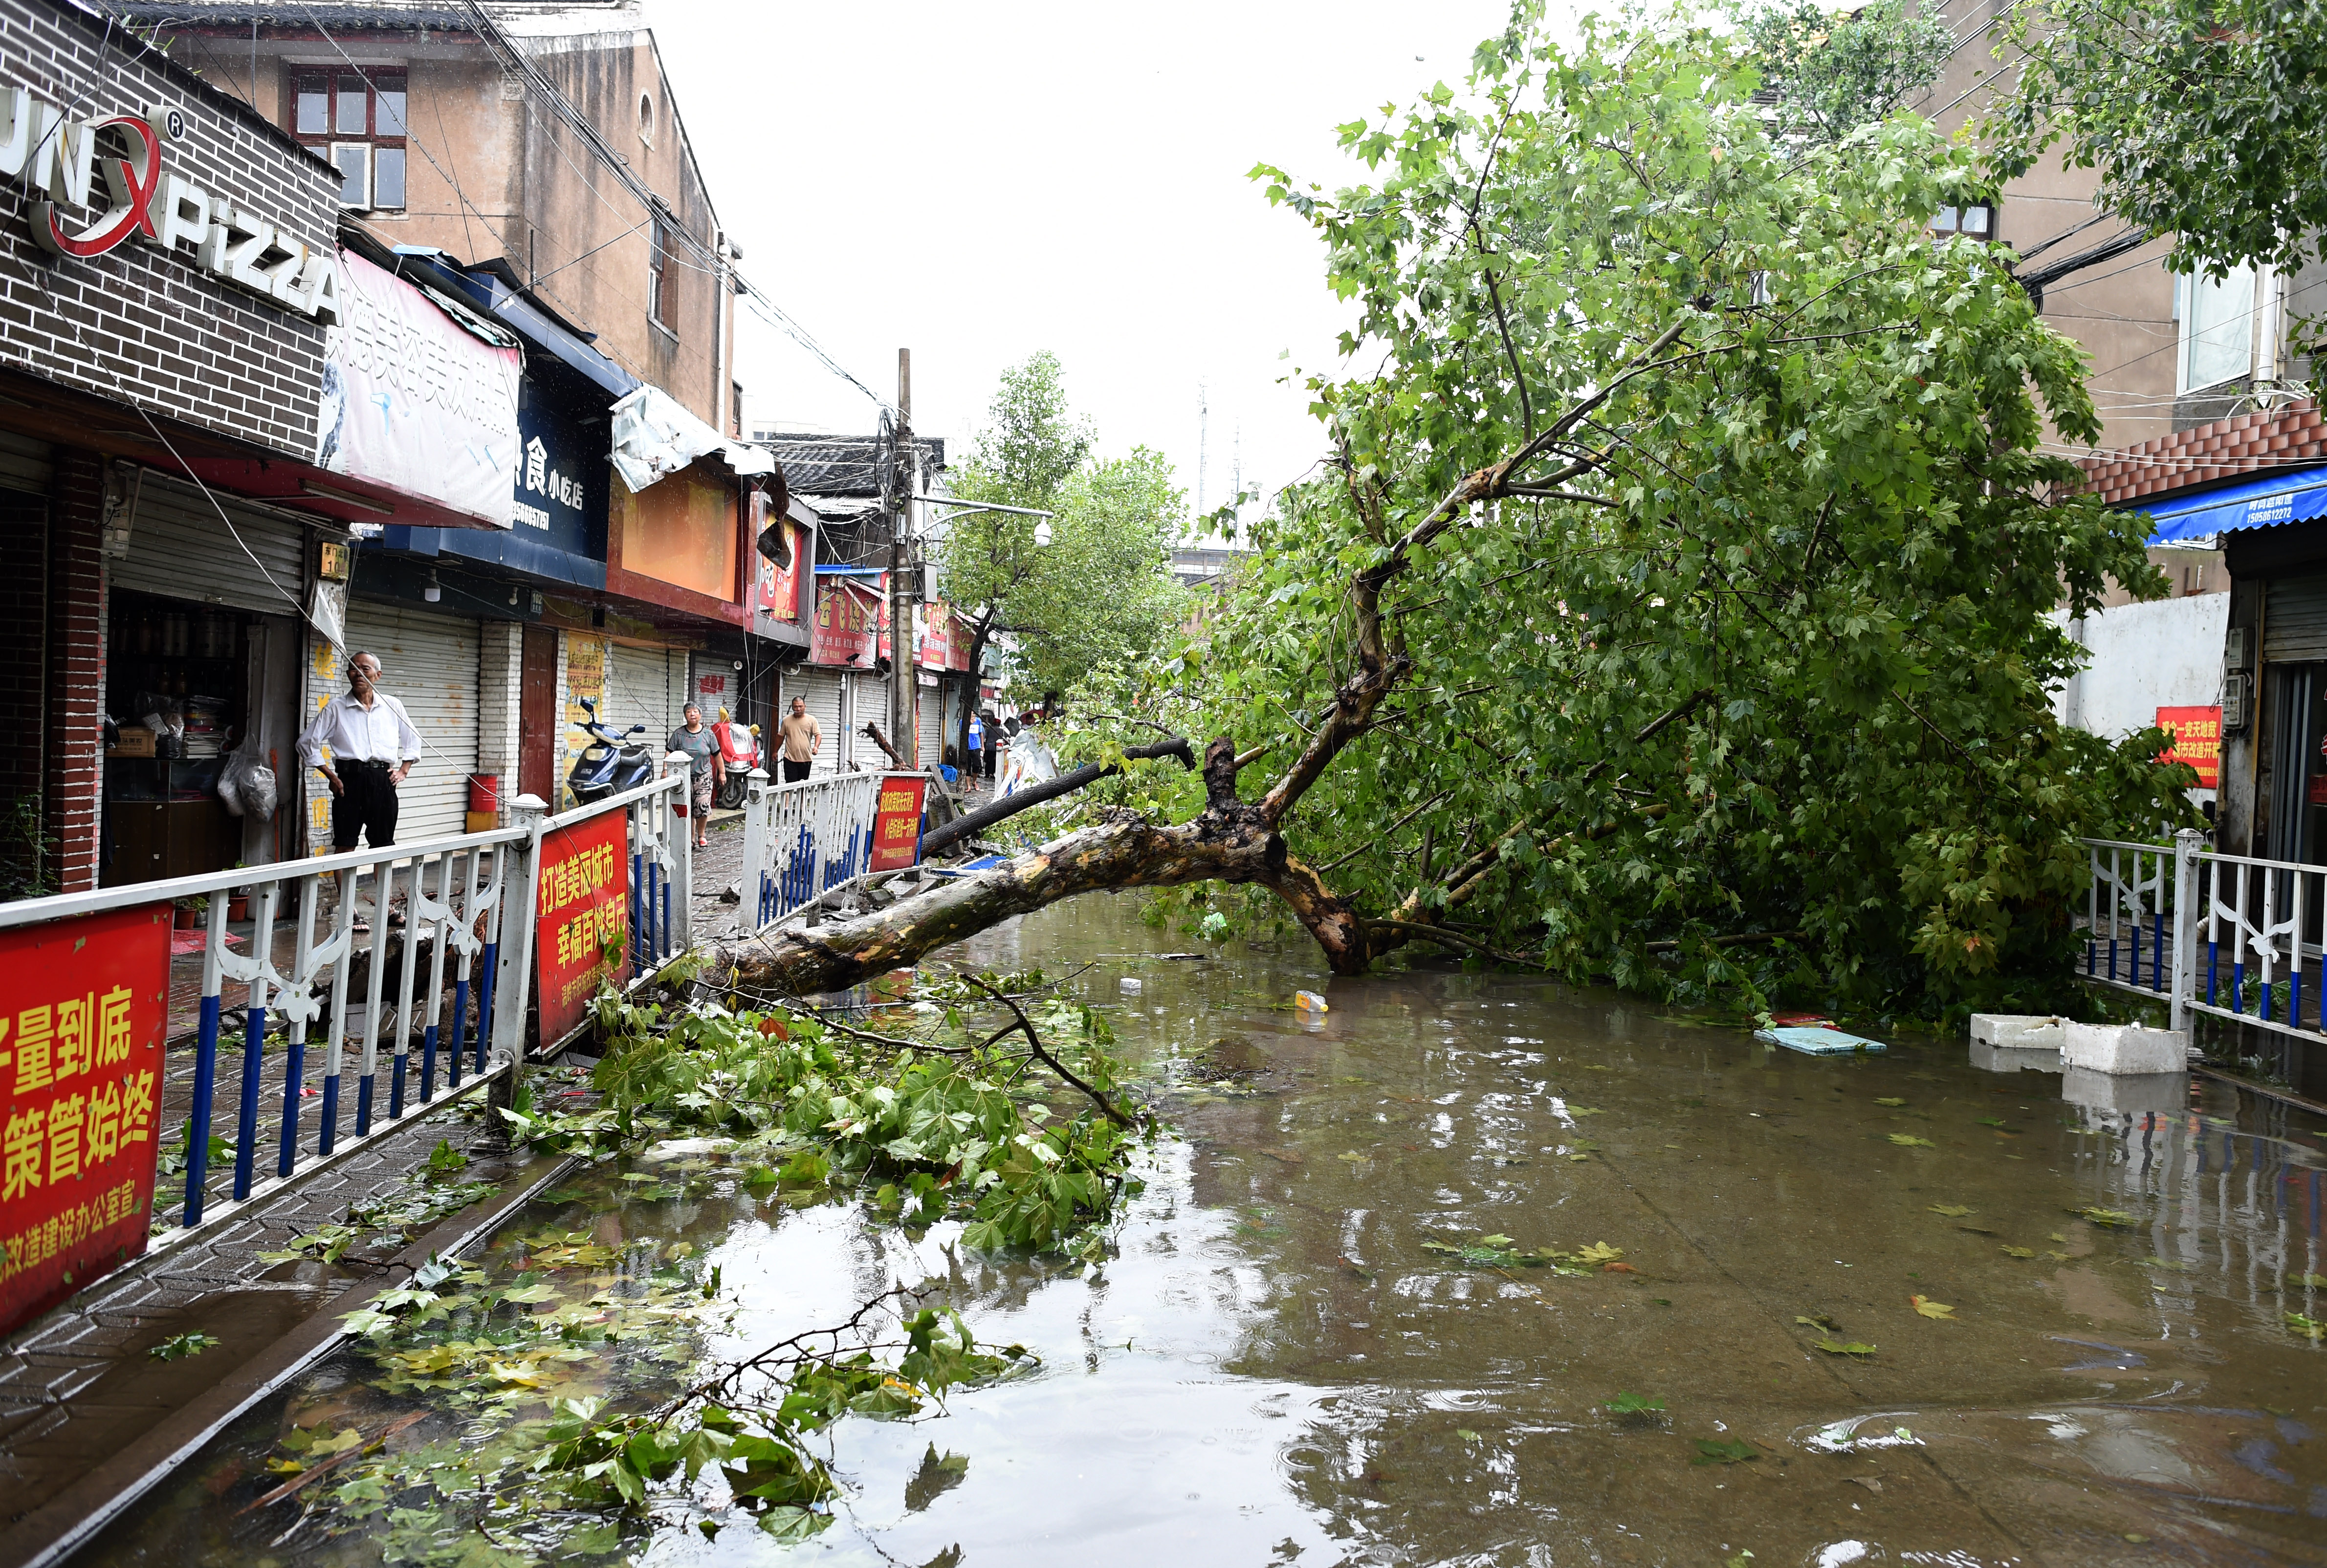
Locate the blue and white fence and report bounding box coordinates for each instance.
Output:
[0,762,690,1249]
[737,769,888,926]
[2080,827,2327,1050]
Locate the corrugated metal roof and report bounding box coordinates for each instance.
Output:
[758,434,945,498]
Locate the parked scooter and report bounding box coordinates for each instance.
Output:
[714,710,760,808]
[566,696,655,804]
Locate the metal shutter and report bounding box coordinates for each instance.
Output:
[607,643,681,753]
[916,681,942,769]
[115,474,309,615]
[2265,575,2327,663]
[0,430,50,494]
[690,653,737,723]
[306,600,481,848]
[787,666,845,776]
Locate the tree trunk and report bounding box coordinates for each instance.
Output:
[705,739,1373,996]
[921,738,1194,856]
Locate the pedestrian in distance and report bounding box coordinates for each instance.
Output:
[667,702,721,851]
[983,710,1002,781]
[777,695,821,784]
[966,711,984,791]
[298,649,421,932]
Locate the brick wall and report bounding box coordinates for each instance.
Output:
[2079,402,2327,505]
[45,450,103,893]
[0,2,339,457]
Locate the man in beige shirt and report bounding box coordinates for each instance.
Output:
[777,696,821,783]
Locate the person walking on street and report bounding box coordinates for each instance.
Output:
[668,703,721,850]
[299,649,421,932]
[983,711,1002,782]
[965,711,984,791]
[777,695,821,784]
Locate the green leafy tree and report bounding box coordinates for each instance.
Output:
[939,353,1186,737]
[1994,0,2327,280]
[1736,0,1954,147]
[714,4,2189,1017]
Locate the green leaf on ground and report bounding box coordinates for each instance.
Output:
[425,1138,469,1174]
[1456,1428,1482,1441]
[1888,1133,1935,1148]
[1812,1337,1877,1357]
[1875,1097,1907,1107]
[1910,1295,1957,1320]
[1606,1391,1666,1415]
[2286,1312,2327,1342]
[1796,1313,1840,1331]
[1693,1437,1758,1465]
[2000,1245,2035,1259]
[1977,1116,2010,1127]
[149,1331,219,1361]
[2072,1207,2135,1227]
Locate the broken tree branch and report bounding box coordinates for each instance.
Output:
[921,737,1197,856]
[963,974,1134,1128]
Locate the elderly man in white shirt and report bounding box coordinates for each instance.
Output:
[298,648,422,853]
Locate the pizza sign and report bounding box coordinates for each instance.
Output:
[0,905,172,1337]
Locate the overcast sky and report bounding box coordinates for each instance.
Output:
[646,0,1511,537]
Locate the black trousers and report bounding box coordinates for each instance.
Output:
[781,759,812,784]
[331,761,399,851]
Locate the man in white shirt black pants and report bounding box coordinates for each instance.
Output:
[298,649,423,853]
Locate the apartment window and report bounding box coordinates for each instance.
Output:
[289,67,407,211]
[2178,264,2257,392]
[649,218,675,332]
[1930,201,1994,240]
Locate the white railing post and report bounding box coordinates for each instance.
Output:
[663,751,694,955]
[490,793,550,1088]
[2172,826,2204,1034]
[742,766,769,926]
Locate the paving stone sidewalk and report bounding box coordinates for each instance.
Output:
[0,1065,545,1531]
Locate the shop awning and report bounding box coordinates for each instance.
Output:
[2137,465,2327,543]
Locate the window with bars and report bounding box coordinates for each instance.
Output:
[288,68,407,211]
[649,218,675,333]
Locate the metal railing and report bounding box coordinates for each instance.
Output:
[0,759,692,1251]
[737,769,891,926]
[2079,827,2327,1046]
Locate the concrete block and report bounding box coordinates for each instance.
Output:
[1970,1039,2061,1074]
[2062,1021,2190,1075]
[1970,1014,2065,1048]
[2062,1067,2189,1116]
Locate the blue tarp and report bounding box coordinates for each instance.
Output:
[2136,466,2327,543]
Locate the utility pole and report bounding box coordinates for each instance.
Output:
[891,348,914,765]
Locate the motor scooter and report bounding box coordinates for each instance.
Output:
[567,697,655,804]
[714,719,760,808]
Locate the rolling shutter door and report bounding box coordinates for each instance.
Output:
[116,474,309,614]
[2264,575,2327,663]
[607,643,681,754]
[690,653,737,723]
[788,666,844,776]
[916,682,942,770]
[0,430,50,494]
[306,601,481,847]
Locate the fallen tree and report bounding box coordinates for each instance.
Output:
[707,7,2191,1014]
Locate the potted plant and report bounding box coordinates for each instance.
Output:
[173,894,208,930]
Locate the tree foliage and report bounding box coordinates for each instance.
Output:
[1052,3,2190,1012]
[939,353,1187,707]
[1736,0,1953,148]
[1993,0,2327,279]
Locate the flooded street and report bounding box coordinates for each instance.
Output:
[78,894,2327,1567]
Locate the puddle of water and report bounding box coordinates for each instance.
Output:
[71,897,2327,1566]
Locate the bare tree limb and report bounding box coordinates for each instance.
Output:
[963,974,1134,1129]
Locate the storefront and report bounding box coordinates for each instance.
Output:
[303,600,483,849]
[103,478,334,884]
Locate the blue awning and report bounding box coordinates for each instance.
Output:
[2135,465,2327,543]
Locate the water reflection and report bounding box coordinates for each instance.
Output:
[71,897,2327,1567]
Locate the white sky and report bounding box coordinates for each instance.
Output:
[646,0,1511,537]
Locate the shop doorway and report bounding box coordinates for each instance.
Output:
[519,625,559,804]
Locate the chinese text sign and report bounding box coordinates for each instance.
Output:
[2156,706,2222,790]
[870,775,927,872]
[535,811,631,1047]
[1,905,171,1336]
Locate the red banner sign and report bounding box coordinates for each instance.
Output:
[0,904,172,1336]
[811,579,880,667]
[2157,705,2222,790]
[535,809,631,1047]
[870,775,928,872]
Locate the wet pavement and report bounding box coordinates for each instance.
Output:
[66,894,2327,1566]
